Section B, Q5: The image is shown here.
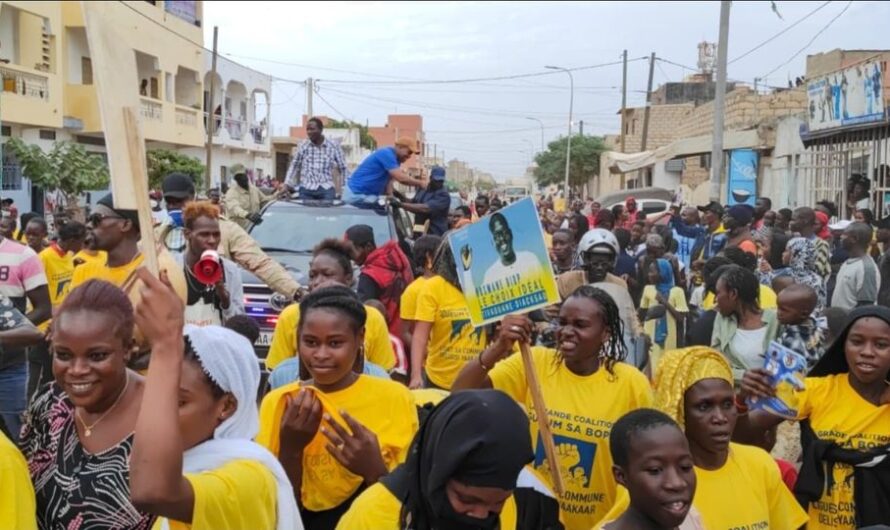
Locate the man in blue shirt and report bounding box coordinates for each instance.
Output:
[343,136,428,204]
[393,166,451,236]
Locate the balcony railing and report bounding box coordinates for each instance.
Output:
[203,112,267,145]
[0,65,49,101]
[139,97,163,122]
[175,106,198,127]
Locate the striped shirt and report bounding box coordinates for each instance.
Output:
[284,137,349,190]
[0,237,47,310]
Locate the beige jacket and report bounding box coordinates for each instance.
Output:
[155,216,300,297]
[225,184,273,229]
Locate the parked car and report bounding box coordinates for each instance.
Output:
[598,187,675,217]
[242,199,412,360]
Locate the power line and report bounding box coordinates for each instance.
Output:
[729,1,833,65]
[317,58,646,85]
[759,0,853,81]
[312,87,352,122]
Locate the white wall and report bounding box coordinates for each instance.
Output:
[0,4,19,64]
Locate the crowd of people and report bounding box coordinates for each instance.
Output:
[1,135,889,530]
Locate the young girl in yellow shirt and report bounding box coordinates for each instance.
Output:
[257,285,418,530]
[453,285,653,530]
[739,305,890,530]
[129,269,301,530]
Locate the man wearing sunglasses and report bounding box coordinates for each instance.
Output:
[70,193,186,301]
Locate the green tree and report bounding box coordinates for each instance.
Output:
[146,149,204,190]
[533,135,605,196]
[4,138,109,217]
[325,119,377,150]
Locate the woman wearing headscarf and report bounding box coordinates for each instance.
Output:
[337,389,562,529]
[128,269,302,530]
[639,258,688,370]
[738,306,890,530]
[601,347,807,530]
[780,237,827,313]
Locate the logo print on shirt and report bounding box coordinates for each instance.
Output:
[449,318,485,342]
[534,432,597,488]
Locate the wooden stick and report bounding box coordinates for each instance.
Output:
[519,341,565,496]
[122,107,159,275]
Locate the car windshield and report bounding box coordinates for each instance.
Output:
[249,206,392,252]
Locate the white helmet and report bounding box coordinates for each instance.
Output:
[577,228,619,256]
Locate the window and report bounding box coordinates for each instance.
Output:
[1,150,23,191]
[75,135,105,146]
[81,57,93,85]
[0,126,10,137]
[39,130,56,140]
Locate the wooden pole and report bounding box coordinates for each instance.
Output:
[123,107,159,275]
[205,26,219,190]
[620,50,627,154]
[519,341,565,495]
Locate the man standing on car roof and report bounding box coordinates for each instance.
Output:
[392,166,451,237]
[342,137,428,205]
[284,117,349,201]
[156,172,301,300]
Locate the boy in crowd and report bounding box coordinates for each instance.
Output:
[831,221,880,309]
[601,408,701,530]
[775,283,825,370]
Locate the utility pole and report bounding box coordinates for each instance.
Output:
[709,0,731,202]
[638,52,656,183]
[204,26,218,190]
[306,77,314,119]
[620,49,628,153]
[579,120,584,137]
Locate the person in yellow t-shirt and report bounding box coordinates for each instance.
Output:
[595,408,703,530]
[0,428,37,530]
[336,389,566,530]
[257,285,418,527]
[601,347,808,530]
[409,240,488,390]
[73,229,106,268]
[739,305,890,530]
[400,235,441,338]
[265,239,394,372]
[129,271,301,530]
[452,286,653,530]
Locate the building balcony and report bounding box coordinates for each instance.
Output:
[0,62,62,128]
[203,112,269,152]
[175,105,199,128]
[139,97,163,122]
[1,63,50,100]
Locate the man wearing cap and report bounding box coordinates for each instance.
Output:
[284,117,348,201]
[342,137,428,205]
[156,173,301,300]
[686,201,728,267]
[225,164,276,230]
[392,166,451,236]
[723,204,757,255]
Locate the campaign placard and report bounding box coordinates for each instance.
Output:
[448,197,560,326]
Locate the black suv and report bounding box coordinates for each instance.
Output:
[242,199,412,360]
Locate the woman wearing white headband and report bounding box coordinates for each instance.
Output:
[129,268,302,530]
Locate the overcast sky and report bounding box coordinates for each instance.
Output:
[203,1,888,181]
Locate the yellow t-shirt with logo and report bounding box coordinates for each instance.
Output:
[702,284,777,310]
[335,482,518,530]
[795,374,890,529]
[153,459,277,530]
[399,276,428,322]
[256,376,418,512]
[601,443,807,530]
[415,275,488,389]
[265,303,395,371]
[39,245,74,307]
[488,347,652,530]
[0,431,36,530]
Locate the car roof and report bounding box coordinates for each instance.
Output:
[263,199,389,216]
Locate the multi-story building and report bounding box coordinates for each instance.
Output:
[1,1,273,211]
[179,51,272,188]
[368,114,424,177]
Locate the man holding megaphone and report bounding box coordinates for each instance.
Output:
[174,201,244,327]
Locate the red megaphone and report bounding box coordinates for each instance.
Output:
[193,250,222,285]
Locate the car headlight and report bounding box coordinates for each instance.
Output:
[269,292,291,312]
